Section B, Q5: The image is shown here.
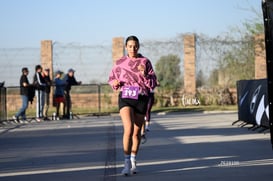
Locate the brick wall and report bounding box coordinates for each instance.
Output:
[254,34,266,79]
[6,89,119,114]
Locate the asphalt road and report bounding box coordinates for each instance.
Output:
[0,112,272,181]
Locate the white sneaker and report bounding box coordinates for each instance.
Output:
[121,159,131,176]
[12,116,18,123]
[36,118,42,123]
[131,159,139,174]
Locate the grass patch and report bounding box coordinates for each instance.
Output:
[151,105,238,113]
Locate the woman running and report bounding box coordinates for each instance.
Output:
[108,35,157,176]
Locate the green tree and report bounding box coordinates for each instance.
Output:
[196,70,206,87]
[155,54,182,106]
[217,35,255,87]
[204,7,263,88]
[208,69,219,87]
[219,12,263,87]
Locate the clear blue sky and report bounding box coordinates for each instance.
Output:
[0,0,261,48]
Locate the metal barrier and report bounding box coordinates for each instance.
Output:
[4,84,118,120]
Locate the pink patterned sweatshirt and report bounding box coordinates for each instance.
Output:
[108,54,157,96]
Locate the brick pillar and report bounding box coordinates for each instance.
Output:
[183,34,196,95]
[254,34,266,79]
[41,40,53,112]
[112,37,124,64]
[41,40,53,78]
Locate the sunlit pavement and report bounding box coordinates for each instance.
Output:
[0,112,272,181]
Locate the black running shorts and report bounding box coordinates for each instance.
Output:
[118,92,149,115]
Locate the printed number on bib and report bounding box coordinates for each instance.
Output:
[122,86,139,100]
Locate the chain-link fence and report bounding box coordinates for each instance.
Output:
[0,33,257,119]
[52,42,112,84]
[3,84,116,121]
[52,36,184,84]
[0,34,254,88]
[196,34,255,88]
[193,34,254,106]
[0,48,40,87]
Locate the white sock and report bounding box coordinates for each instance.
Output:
[130,154,136,161]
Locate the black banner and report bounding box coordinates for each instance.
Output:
[237,79,269,128]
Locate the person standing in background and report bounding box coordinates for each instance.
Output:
[13,67,30,123]
[42,68,51,120]
[33,65,46,122]
[54,70,66,120]
[63,68,81,119]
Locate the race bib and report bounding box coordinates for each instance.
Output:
[122,86,139,100]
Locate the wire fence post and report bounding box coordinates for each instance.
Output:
[98,84,101,114]
[0,86,7,121]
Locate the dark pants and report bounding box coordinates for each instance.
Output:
[43,92,50,118]
[64,91,71,118]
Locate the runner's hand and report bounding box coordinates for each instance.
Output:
[138,64,146,76]
[113,79,120,87]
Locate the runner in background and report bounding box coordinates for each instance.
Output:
[141,81,159,143]
[145,89,155,131]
